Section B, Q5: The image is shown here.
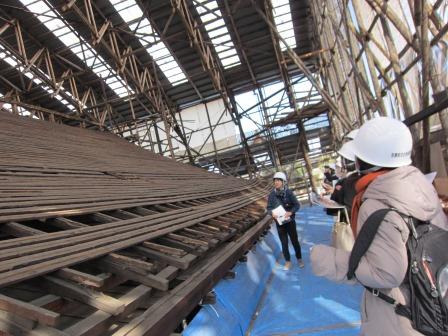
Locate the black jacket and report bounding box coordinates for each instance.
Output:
[267,188,300,221]
[326,172,360,217]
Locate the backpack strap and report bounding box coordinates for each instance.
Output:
[347,208,392,280]
[346,207,413,319]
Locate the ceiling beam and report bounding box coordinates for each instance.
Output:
[171,0,256,176]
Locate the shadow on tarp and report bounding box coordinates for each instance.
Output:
[183,205,362,336]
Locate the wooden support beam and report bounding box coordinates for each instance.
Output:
[111,215,271,336]
[30,295,64,312]
[37,276,125,316]
[63,285,153,336]
[95,260,169,291]
[53,268,105,288]
[99,253,156,275]
[141,241,187,257]
[132,246,196,270]
[0,318,68,336]
[166,233,209,247]
[0,294,60,326]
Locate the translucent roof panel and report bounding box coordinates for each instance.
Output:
[271,0,296,51]
[0,43,81,112]
[194,0,241,69]
[0,92,38,118]
[20,0,134,98]
[108,0,187,86]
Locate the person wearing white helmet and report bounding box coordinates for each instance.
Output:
[322,164,339,195]
[311,117,448,336]
[326,140,360,219]
[267,172,304,270]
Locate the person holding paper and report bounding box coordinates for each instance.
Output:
[267,172,304,270]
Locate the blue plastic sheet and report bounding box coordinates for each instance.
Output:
[184,230,281,336]
[184,206,363,336]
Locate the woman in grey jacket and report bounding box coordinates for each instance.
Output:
[310,117,448,336]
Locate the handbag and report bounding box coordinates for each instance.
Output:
[331,207,355,251]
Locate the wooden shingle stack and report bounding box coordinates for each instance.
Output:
[0,112,270,336]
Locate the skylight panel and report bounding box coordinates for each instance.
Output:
[20,0,133,98]
[194,0,241,69]
[0,92,37,118]
[271,0,297,51]
[108,0,187,86]
[0,43,81,112]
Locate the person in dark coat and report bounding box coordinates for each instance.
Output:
[267,172,304,270]
[328,141,361,220]
[323,165,339,185]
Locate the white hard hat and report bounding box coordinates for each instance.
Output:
[338,140,356,161]
[352,117,412,168]
[273,172,287,182]
[346,129,359,140]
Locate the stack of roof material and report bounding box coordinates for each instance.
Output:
[0,112,270,336]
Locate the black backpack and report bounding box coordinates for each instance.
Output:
[347,208,448,336]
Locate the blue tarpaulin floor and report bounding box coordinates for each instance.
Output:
[184,205,363,336]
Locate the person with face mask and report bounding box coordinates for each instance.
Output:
[310,117,448,336]
[267,172,304,270]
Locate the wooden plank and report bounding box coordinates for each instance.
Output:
[195,223,221,232]
[183,227,215,238]
[0,310,35,330]
[206,218,230,228]
[30,295,64,312]
[0,294,60,326]
[63,311,110,336]
[0,317,69,336]
[96,261,169,291]
[141,241,187,257]
[166,233,209,247]
[119,285,152,316]
[111,215,271,336]
[0,218,105,290]
[96,274,127,292]
[155,237,206,256]
[0,197,261,287]
[99,254,156,275]
[63,285,152,336]
[37,276,125,316]
[133,246,196,270]
[156,266,178,281]
[54,269,105,288]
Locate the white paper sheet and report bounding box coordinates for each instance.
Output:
[272,205,287,225]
